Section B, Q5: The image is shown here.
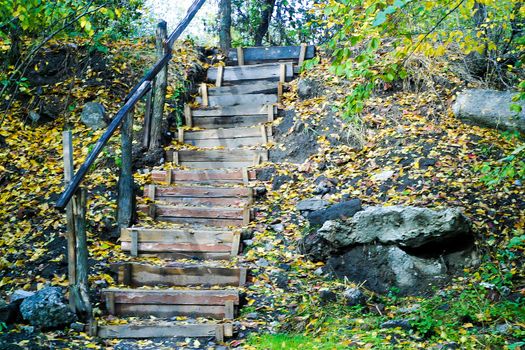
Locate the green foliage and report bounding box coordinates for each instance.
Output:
[478,143,525,187]
[314,0,525,119]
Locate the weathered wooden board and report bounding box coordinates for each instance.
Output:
[193,115,270,129]
[182,126,269,140]
[227,45,315,65]
[196,93,277,107]
[169,149,269,162]
[151,169,256,185]
[114,304,227,318]
[207,81,278,96]
[102,289,239,305]
[192,104,273,117]
[185,137,268,149]
[207,62,293,83]
[112,263,248,287]
[121,228,234,244]
[97,323,223,339]
[121,242,232,253]
[147,186,253,198]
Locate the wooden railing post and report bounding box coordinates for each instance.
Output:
[149,20,168,150]
[71,187,91,319]
[118,107,134,228]
[63,131,76,311]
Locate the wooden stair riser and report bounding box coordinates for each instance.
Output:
[143,185,254,207]
[112,263,247,287]
[208,62,294,84]
[151,169,256,185]
[103,289,238,319]
[186,104,276,129]
[226,45,315,65]
[196,93,277,107]
[138,205,251,227]
[206,81,278,96]
[121,228,242,258]
[96,324,228,341]
[178,126,272,148]
[168,149,269,169]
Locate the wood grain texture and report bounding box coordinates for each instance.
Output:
[151,169,256,184]
[97,324,222,339]
[207,63,293,83]
[196,93,277,107]
[226,45,315,65]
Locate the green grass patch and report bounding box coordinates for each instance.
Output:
[247,333,347,349]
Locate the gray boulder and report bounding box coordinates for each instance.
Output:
[453,89,525,133]
[81,102,107,130]
[20,287,76,329]
[307,199,362,226]
[317,206,470,249]
[296,198,329,212]
[10,290,35,303]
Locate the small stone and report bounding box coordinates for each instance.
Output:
[514,180,522,186]
[28,111,41,123]
[244,239,254,246]
[20,287,76,329]
[245,312,259,320]
[343,288,366,307]
[371,170,395,182]
[20,325,35,333]
[437,342,459,350]
[319,289,337,305]
[380,319,412,331]
[70,322,85,332]
[279,263,291,271]
[314,267,324,276]
[397,304,421,313]
[254,186,267,197]
[495,323,511,334]
[81,102,107,130]
[271,272,288,289]
[270,223,284,232]
[256,258,269,267]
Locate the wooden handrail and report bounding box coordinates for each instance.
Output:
[55,81,151,210]
[55,0,207,211]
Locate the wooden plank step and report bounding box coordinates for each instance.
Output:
[102,289,239,319]
[178,126,272,148]
[168,149,269,169]
[111,263,248,287]
[151,168,256,185]
[227,45,315,65]
[120,227,241,259]
[207,62,293,84]
[188,104,276,129]
[207,81,278,96]
[138,204,251,227]
[196,93,277,107]
[143,184,253,206]
[97,323,226,340]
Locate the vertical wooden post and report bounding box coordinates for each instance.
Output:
[298,43,307,68]
[72,187,91,318]
[200,83,209,107]
[237,47,245,66]
[118,107,134,229]
[149,20,168,150]
[142,90,153,148]
[63,131,76,311]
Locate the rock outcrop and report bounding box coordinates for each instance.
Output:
[19,287,76,329]
[453,89,525,133]
[300,205,477,295]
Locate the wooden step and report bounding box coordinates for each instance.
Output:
[178,126,272,148]
[138,204,251,227]
[96,322,229,341]
[121,227,241,259]
[227,45,315,65]
[111,263,248,287]
[102,289,239,319]
[143,184,253,206]
[197,93,278,108]
[207,81,278,96]
[207,62,293,84]
[151,168,256,185]
[187,104,276,129]
[168,149,269,169]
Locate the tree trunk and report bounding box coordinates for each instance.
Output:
[218,0,232,52]
[254,0,276,46]
[149,21,168,150]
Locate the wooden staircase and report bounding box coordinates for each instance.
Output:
[94,45,314,342]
